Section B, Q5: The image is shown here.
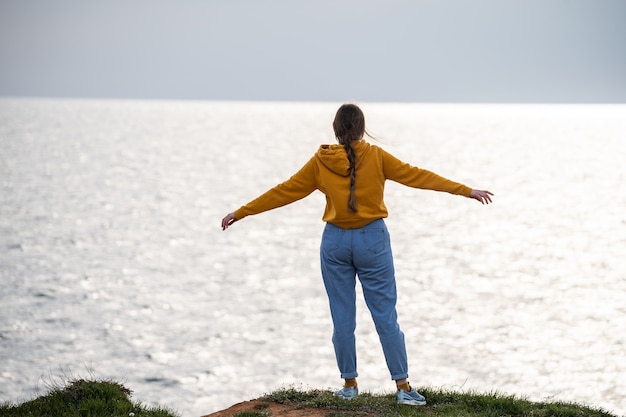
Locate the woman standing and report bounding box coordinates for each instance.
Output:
[221,103,493,406]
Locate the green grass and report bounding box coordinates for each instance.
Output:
[0,378,179,417]
[0,380,617,417]
[251,387,616,417]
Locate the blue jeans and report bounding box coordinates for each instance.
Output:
[320,219,409,381]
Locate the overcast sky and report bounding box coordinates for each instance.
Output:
[0,0,624,102]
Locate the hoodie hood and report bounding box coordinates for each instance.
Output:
[315,140,369,176]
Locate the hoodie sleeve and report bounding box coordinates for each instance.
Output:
[234,157,319,220]
[381,149,472,197]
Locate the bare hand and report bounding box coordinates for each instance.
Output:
[469,189,494,205]
[221,212,238,230]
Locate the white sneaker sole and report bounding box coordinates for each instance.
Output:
[398,399,426,406]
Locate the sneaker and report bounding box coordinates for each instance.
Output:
[333,386,358,400]
[396,387,426,406]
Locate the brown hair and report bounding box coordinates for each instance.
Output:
[332,104,370,213]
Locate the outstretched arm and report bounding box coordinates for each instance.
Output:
[469,189,494,204]
[221,157,318,231]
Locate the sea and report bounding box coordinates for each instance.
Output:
[0,98,624,417]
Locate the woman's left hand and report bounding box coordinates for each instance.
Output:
[469,189,494,204]
[221,212,238,230]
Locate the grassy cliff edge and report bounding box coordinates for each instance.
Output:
[0,379,618,417]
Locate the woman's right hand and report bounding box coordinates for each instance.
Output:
[469,189,494,205]
[221,212,238,230]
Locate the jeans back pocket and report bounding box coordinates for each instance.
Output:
[360,228,387,254]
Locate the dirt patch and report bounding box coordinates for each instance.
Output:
[201,399,332,417]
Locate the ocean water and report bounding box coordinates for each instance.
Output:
[0,99,624,417]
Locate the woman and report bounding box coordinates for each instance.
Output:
[221,103,493,406]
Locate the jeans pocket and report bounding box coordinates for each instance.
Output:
[321,227,344,253]
[361,229,387,254]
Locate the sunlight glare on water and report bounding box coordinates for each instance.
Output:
[0,99,624,416]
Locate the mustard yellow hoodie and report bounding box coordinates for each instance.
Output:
[234,140,472,229]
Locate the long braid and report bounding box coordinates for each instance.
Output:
[333,103,367,213]
[344,141,358,212]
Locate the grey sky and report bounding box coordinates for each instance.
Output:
[1,0,624,102]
